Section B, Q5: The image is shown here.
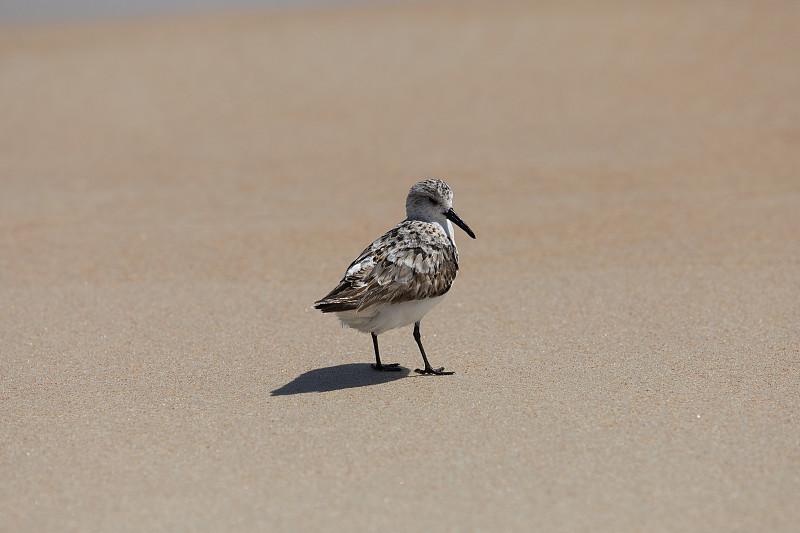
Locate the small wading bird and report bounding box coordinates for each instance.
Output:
[314,179,475,375]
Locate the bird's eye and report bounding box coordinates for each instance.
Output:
[428,197,437,205]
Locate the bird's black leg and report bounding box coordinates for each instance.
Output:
[371,332,401,371]
[413,322,454,375]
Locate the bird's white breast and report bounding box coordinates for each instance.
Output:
[335,295,446,335]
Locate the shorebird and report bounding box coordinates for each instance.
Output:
[314,179,475,375]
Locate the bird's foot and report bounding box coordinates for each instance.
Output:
[414,366,454,375]
[372,363,402,372]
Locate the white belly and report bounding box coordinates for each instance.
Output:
[335,296,446,335]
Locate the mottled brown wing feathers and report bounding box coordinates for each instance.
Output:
[314,222,458,313]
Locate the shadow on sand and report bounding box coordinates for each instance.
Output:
[271,363,410,395]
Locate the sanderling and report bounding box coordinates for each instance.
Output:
[315,178,476,375]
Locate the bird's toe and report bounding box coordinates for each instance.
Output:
[372,363,402,372]
[414,367,454,375]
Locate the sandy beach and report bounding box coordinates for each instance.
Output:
[1,0,799,530]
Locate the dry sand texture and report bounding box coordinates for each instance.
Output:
[1,0,799,531]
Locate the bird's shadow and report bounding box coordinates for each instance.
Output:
[271,363,410,395]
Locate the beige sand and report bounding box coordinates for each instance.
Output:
[1,1,798,530]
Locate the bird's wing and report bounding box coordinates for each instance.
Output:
[314,221,458,313]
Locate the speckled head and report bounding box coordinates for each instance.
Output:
[405,178,475,239]
[406,179,452,218]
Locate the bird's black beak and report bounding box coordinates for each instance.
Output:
[444,207,476,239]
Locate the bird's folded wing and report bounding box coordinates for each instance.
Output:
[314,223,458,312]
